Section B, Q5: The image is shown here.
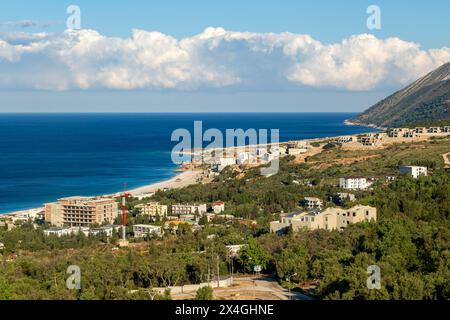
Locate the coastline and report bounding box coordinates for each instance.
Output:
[344,119,386,131]
[1,120,379,218]
[0,169,203,217]
[117,169,204,197]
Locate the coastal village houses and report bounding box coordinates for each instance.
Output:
[270,205,377,233]
[44,196,119,227]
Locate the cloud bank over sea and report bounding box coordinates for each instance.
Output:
[0,27,449,91]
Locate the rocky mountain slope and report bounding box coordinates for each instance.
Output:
[351,62,450,128]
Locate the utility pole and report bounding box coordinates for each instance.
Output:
[207,262,211,284]
[287,276,291,301]
[216,254,220,287]
[286,272,297,301]
[231,258,233,279]
[119,184,130,247]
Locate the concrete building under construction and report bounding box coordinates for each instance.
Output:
[270,205,377,234]
[45,196,119,227]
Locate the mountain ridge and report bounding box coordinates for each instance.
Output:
[351,62,450,128]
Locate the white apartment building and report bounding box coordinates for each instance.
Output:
[43,227,90,237]
[44,225,121,237]
[133,224,162,238]
[399,166,428,179]
[303,197,323,209]
[255,148,278,163]
[171,204,207,215]
[339,176,370,190]
[90,225,121,237]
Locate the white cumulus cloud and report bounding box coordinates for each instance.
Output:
[0,27,449,91]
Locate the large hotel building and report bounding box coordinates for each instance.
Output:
[45,196,119,227]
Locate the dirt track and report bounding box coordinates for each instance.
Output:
[171,276,313,301]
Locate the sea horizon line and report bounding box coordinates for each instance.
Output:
[0,111,361,115]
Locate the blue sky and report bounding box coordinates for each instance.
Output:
[0,0,449,112]
[1,0,449,48]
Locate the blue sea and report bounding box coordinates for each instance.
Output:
[0,113,377,214]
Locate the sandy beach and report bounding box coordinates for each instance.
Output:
[118,169,204,197]
[1,207,44,218]
[1,125,378,217]
[1,170,204,217]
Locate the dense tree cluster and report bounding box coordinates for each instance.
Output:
[0,139,449,300]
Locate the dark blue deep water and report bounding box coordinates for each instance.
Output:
[0,113,376,213]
